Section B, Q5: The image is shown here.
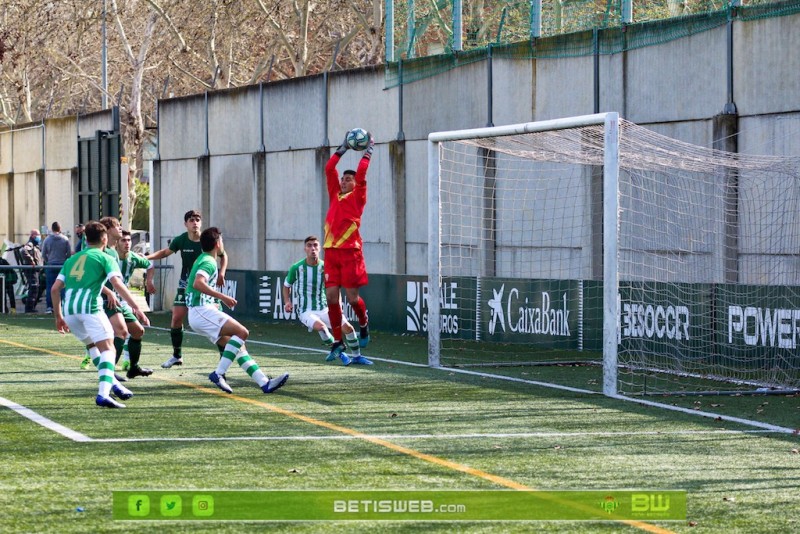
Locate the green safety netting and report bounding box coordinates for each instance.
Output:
[385,0,799,88]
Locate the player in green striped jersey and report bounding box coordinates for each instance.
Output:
[97,217,148,382]
[112,229,157,378]
[282,236,371,365]
[51,221,150,408]
[187,227,288,395]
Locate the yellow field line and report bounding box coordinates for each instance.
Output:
[0,337,676,533]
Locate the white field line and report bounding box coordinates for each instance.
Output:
[149,326,799,435]
[92,428,779,443]
[0,396,92,442]
[0,393,781,444]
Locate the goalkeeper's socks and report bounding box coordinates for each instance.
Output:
[351,298,368,327]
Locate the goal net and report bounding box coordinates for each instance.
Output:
[428,113,800,396]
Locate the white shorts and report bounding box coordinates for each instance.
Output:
[298,309,331,331]
[297,308,350,332]
[188,305,230,344]
[64,313,114,346]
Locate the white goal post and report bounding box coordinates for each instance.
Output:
[428,112,800,397]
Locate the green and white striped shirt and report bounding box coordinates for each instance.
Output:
[185,253,219,308]
[119,251,152,285]
[57,248,122,315]
[284,258,326,314]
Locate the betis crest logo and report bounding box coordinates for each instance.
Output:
[599,495,619,514]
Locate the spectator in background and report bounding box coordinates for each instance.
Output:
[21,229,42,313]
[0,255,17,314]
[74,223,87,253]
[41,221,72,313]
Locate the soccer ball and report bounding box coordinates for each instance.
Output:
[345,128,370,151]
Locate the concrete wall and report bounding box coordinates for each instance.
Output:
[2,13,800,306]
[0,110,113,246]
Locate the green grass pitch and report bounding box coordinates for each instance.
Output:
[0,312,798,533]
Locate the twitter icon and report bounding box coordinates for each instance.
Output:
[160,495,182,517]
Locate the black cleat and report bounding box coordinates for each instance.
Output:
[126,366,154,379]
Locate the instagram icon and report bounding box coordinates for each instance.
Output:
[192,495,214,517]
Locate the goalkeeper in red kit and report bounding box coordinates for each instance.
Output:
[322,131,375,365]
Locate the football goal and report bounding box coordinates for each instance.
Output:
[427,113,800,396]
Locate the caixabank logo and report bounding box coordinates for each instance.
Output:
[406,280,460,334]
[486,284,571,337]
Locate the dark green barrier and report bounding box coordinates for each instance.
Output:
[225,270,413,335]
[478,278,580,349]
[223,270,800,384]
[715,284,800,375]
[618,282,714,360]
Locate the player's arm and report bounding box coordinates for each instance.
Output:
[101,285,120,309]
[216,251,228,287]
[144,264,157,294]
[146,247,174,261]
[325,132,349,197]
[282,282,293,313]
[193,270,236,309]
[51,277,69,333]
[282,264,298,313]
[109,274,150,326]
[134,255,157,294]
[354,136,373,204]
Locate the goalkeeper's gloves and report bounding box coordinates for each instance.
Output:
[362,135,375,160]
[335,132,349,156]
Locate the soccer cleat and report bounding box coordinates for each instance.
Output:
[326,341,344,362]
[339,352,352,366]
[111,384,134,400]
[126,366,153,379]
[261,373,289,394]
[96,395,126,409]
[350,355,373,365]
[209,371,233,393]
[80,355,92,370]
[114,373,128,383]
[359,324,370,348]
[161,356,183,368]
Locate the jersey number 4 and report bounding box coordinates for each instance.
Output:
[69,255,88,282]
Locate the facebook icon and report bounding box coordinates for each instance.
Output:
[128,495,150,516]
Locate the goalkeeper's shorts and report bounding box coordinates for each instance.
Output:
[323,247,368,288]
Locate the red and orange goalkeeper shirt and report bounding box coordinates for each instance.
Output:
[324,153,370,249]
